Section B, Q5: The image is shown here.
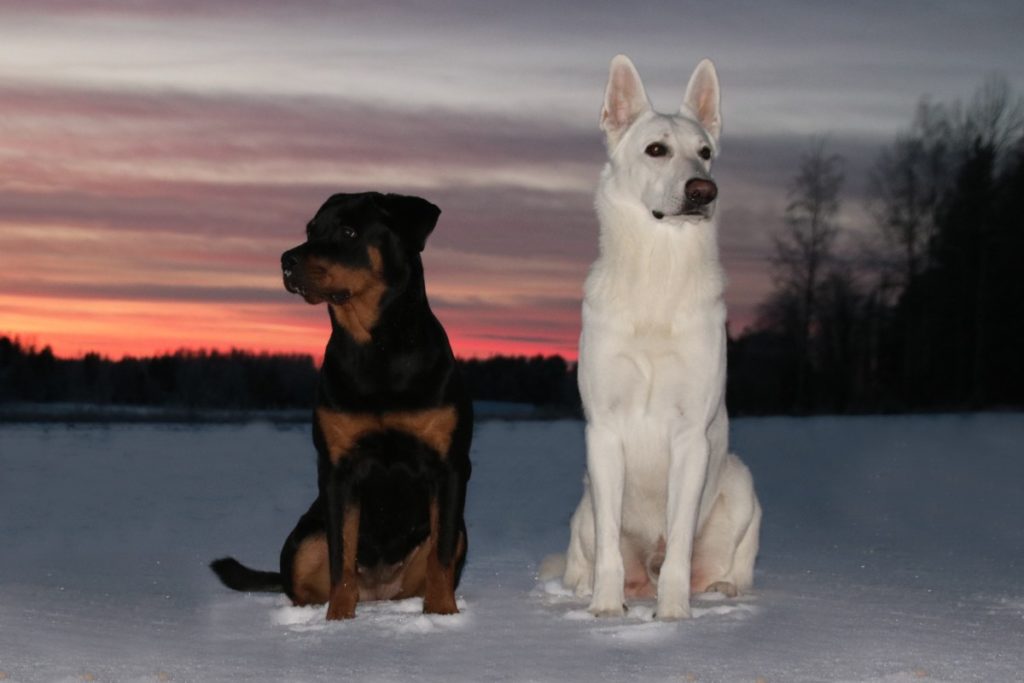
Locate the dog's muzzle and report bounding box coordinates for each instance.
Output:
[652,177,718,220]
[281,248,320,303]
[281,250,302,291]
[281,248,354,305]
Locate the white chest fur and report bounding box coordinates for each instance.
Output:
[579,185,727,424]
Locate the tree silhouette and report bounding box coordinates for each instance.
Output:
[729,76,1024,415]
[767,138,845,411]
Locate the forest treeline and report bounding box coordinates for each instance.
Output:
[0,337,579,413]
[3,78,1023,416]
[729,76,1024,413]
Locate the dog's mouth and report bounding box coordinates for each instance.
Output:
[282,271,314,302]
[283,271,353,306]
[651,204,711,221]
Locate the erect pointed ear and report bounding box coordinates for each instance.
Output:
[600,54,651,149]
[374,193,440,252]
[682,58,721,142]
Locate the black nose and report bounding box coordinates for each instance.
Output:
[281,251,299,270]
[684,178,718,206]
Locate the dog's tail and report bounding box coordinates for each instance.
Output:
[209,557,283,593]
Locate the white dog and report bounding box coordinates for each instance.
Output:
[561,55,761,620]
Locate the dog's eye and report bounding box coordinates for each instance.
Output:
[341,226,357,239]
[645,142,669,158]
[699,146,712,161]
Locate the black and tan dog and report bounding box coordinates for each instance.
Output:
[211,192,472,619]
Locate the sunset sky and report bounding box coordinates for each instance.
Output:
[2,1,1023,360]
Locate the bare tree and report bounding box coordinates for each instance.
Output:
[950,74,1024,158]
[770,138,845,411]
[867,78,1023,300]
[867,100,950,295]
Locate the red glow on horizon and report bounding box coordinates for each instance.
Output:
[7,330,578,364]
[2,293,579,363]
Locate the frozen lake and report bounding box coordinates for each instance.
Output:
[1,414,1023,682]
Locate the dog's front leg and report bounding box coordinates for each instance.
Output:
[423,467,463,615]
[325,468,360,620]
[586,422,627,617]
[657,422,709,620]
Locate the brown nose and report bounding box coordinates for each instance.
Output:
[684,178,718,206]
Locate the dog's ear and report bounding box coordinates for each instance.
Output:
[374,193,441,252]
[600,54,651,150]
[682,58,721,142]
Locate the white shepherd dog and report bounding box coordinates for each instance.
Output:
[561,55,761,620]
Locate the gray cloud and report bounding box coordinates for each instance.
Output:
[3,281,284,305]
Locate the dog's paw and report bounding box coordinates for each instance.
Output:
[588,602,627,618]
[326,589,357,620]
[703,581,739,598]
[655,596,691,621]
[588,578,625,617]
[325,603,356,620]
[588,590,627,617]
[423,595,459,616]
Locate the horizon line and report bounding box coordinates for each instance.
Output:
[0,334,576,364]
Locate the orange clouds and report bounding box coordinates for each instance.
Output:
[0,78,598,361]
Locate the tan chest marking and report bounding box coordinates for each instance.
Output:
[317,405,458,465]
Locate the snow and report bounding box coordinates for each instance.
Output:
[1,414,1023,682]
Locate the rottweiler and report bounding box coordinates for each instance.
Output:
[211,192,472,619]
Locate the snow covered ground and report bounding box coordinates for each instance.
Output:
[1,414,1022,682]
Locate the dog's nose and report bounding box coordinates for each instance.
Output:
[281,251,299,271]
[684,178,718,206]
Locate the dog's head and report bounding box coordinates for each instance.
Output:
[280,192,440,337]
[599,55,721,223]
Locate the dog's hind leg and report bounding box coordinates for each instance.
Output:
[726,457,762,592]
[563,486,595,597]
[728,493,761,592]
[288,534,330,605]
[691,453,760,596]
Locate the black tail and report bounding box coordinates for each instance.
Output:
[209,557,283,593]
